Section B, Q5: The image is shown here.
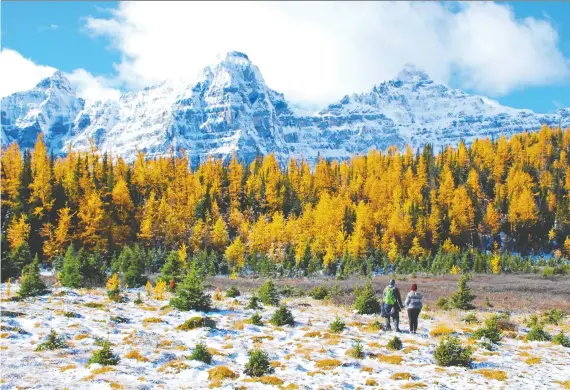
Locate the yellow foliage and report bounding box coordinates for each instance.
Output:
[154,280,166,300]
[7,215,30,250]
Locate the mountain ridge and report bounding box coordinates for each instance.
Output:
[2,51,569,165]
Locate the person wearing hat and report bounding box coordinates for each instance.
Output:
[382,279,404,332]
[405,284,423,334]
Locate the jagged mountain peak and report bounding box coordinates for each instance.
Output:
[395,64,431,84]
[33,70,74,93]
[2,53,569,165]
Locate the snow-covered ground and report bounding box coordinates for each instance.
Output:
[1,284,569,389]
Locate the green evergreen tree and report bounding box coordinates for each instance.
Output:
[449,274,476,310]
[124,244,147,287]
[169,267,211,312]
[2,242,31,281]
[60,245,82,288]
[160,250,186,283]
[19,256,48,298]
[354,280,381,314]
[257,280,280,306]
[88,340,120,366]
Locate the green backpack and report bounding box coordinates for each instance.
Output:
[384,286,395,305]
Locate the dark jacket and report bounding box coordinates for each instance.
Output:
[383,286,404,313]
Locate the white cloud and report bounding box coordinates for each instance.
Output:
[0,48,120,104]
[66,68,121,104]
[0,49,56,97]
[83,2,570,107]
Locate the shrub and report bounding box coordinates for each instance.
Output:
[484,297,493,308]
[36,329,68,351]
[309,286,329,300]
[169,268,211,312]
[542,309,566,325]
[347,340,364,359]
[258,281,280,306]
[246,295,261,310]
[477,338,496,351]
[63,311,79,318]
[190,342,212,364]
[280,285,303,297]
[88,340,120,366]
[472,315,502,344]
[387,336,403,351]
[134,292,143,305]
[526,326,551,342]
[244,349,274,377]
[449,274,476,310]
[552,331,570,347]
[330,316,346,333]
[461,313,480,324]
[110,315,130,324]
[525,313,539,327]
[226,286,240,298]
[19,259,48,298]
[435,297,450,311]
[177,316,216,330]
[434,336,472,367]
[249,312,264,326]
[354,281,380,315]
[270,306,295,326]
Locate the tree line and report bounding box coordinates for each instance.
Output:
[2,126,570,284]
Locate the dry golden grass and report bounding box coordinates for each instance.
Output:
[402,345,420,354]
[307,370,325,377]
[401,383,427,389]
[74,334,90,340]
[157,339,172,348]
[108,382,124,390]
[391,372,413,380]
[233,320,245,330]
[160,306,173,315]
[378,355,404,365]
[1,333,9,339]
[125,350,149,362]
[139,305,158,311]
[314,359,342,370]
[271,361,286,369]
[0,346,7,350]
[143,316,163,325]
[207,366,238,381]
[258,376,284,386]
[361,366,374,373]
[157,360,189,374]
[429,323,454,337]
[367,341,382,348]
[212,289,223,301]
[304,331,322,338]
[365,378,378,386]
[82,367,116,381]
[553,380,570,389]
[525,357,541,365]
[207,347,227,357]
[59,364,76,372]
[474,369,508,381]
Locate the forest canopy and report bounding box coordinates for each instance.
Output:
[2,126,570,282]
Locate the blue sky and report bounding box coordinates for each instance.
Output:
[1,1,569,112]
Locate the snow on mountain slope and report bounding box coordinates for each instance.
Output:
[2,53,569,165]
[1,71,84,149]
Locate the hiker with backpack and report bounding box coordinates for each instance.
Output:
[405,283,423,334]
[382,279,404,332]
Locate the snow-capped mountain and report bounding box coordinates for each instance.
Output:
[2,52,569,165]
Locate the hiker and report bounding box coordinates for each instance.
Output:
[382,279,404,332]
[405,283,423,334]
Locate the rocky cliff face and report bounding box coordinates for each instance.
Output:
[2,52,568,166]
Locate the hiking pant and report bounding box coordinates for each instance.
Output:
[407,308,421,333]
[383,304,400,330]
